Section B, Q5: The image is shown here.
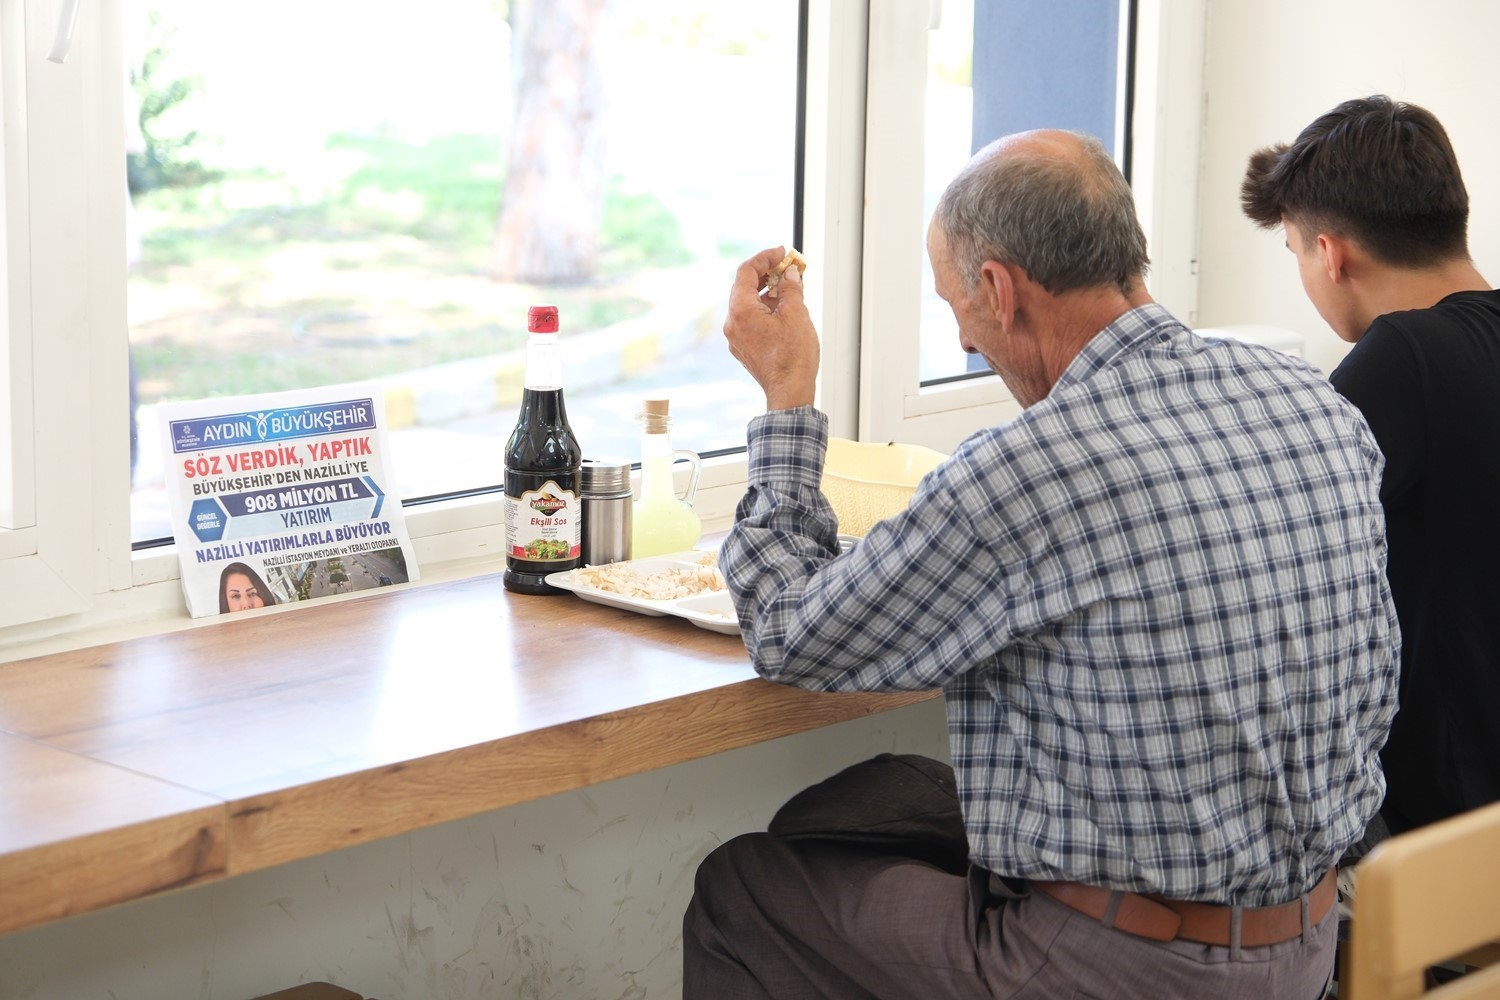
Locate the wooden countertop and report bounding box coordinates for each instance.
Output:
[0,572,936,936]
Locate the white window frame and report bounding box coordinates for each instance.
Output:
[1130,0,1207,326]
[0,0,1206,651]
[858,0,1206,451]
[0,0,869,648]
[858,0,1021,451]
[0,0,32,541]
[0,0,131,631]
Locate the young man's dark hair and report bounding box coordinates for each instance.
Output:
[1240,95,1470,268]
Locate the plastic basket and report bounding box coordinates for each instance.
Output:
[820,437,948,536]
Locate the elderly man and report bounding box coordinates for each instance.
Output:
[681,130,1399,999]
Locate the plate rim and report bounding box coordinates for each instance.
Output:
[543,552,739,634]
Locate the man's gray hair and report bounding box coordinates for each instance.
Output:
[932,132,1149,294]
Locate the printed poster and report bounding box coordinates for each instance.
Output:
[158,384,420,618]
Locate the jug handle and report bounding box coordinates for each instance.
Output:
[672,450,703,504]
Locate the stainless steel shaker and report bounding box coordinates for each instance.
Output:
[580,458,633,566]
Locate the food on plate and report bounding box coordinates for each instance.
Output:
[574,553,725,601]
[764,248,808,298]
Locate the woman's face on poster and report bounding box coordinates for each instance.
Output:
[223,572,265,612]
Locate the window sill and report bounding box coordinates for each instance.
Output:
[0,454,749,664]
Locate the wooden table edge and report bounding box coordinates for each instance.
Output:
[226,680,939,874]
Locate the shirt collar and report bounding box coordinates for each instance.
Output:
[1050,302,1183,395]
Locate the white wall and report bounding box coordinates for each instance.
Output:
[1194,0,1500,375]
[0,701,948,1000]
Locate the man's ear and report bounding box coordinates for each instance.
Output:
[978,260,1017,326]
[1316,233,1350,285]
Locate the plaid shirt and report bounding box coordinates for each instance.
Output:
[722,304,1400,906]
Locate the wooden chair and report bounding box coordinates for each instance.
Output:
[1345,799,1500,999]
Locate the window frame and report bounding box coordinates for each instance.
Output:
[0,0,132,631]
[0,0,1205,650]
[1,0,33,539]
[858,0,1192,453]
[858,0,1024,450]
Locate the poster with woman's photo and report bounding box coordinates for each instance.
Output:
[158,384,420,617]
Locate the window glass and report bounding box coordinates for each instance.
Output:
[918,0,978,384]
[126,0,798,544]
[917,0,1126,383]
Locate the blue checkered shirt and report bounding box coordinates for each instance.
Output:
[721,304,1400,906]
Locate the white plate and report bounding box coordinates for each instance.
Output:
[671,591,740,635]
[544,553,741,635]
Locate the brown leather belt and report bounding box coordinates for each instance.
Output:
[1033,869,1337,948]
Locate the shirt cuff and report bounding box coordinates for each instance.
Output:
[746,406,830,491]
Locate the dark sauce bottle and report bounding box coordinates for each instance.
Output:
[503,305,582,594]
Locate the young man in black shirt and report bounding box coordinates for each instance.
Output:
[1242,95,1500,839]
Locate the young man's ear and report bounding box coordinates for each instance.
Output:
[1316,232,1350,285]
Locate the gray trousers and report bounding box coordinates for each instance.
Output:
[682,833,1337,999]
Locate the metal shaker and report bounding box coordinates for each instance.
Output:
[580,458,633,566]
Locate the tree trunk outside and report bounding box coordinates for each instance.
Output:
[492,0,610,284]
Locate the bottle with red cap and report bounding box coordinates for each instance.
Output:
[503,304,582,594]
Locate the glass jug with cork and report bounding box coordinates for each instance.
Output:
[631,398,702,558]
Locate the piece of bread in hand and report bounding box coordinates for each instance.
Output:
[764,249,808,298]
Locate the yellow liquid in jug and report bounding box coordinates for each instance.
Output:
[632,455,702,558]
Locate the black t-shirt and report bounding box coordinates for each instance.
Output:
[1330,288,1500,833]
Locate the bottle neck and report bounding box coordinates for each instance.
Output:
[517,386,570,427]
[639,429,676,499]
[525,332,564,390]
[640,425,674,456]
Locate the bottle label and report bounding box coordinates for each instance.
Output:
[505,479,581,561]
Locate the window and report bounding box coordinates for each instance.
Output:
[1,0,23,537]
[125,1,799,545]
[3,0,1181,641]
[0,0,126,630]
[919,0,1129,384]
[861,0,1140,450]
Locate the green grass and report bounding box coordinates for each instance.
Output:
[600,183,693,272]
[329,132,503,245]
[130,318,521,400]
[130,131,691,404]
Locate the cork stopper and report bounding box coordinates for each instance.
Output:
[639,398,671,433]
[527,304,559,334]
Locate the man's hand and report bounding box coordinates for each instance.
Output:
[723,246,819,411]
